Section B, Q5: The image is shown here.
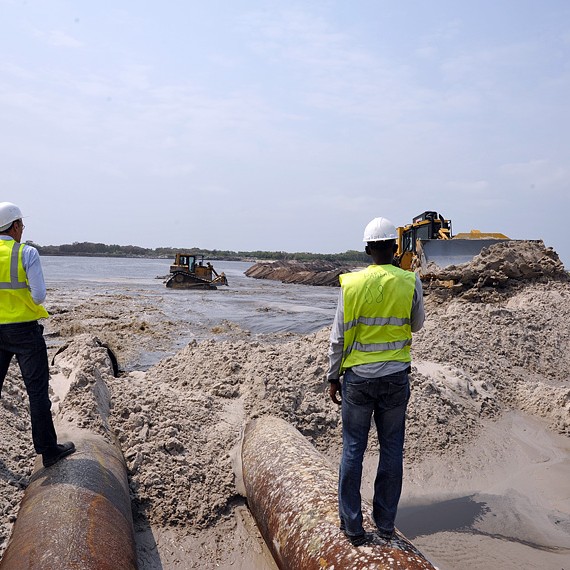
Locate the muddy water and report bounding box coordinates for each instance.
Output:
[42,257,340,370]
[42,257,338,333]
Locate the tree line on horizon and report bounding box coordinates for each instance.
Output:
[26,240,369,264]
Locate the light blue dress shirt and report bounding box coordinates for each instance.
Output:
[0,236,47,305]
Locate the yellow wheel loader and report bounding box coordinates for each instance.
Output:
[395,211,509,273]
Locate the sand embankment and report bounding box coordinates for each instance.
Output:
[245,259,356,286]
[246,240,567,293]
[0,241,568,569]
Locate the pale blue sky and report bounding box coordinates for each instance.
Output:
[1,1,569,267]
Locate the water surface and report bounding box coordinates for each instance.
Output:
[41,256,339,336]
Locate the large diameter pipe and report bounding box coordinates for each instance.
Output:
[241,416,436,570]
[0,433,137,570]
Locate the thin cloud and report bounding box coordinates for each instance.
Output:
[38,29,83,48]
[500,159,569,195]
[241,8,372,70]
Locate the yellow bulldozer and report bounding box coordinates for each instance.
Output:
[395,211,509,273]
[165,253,228,289]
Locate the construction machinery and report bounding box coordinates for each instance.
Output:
[395,211,509,273]
[164,253,228,289]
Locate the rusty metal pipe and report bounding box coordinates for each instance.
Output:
[241,416,436,570]
[0,433,137,570]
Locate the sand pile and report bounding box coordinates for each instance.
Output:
[0,254,568,568]
[61,283,569,534]
[107,332,339,531]
[414,281,570,436]
[424,240,568,300]
[105,327,507,535]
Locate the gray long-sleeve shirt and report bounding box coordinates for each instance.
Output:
[327,269,425,381]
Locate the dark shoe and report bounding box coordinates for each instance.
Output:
[345,532,372,547]
[42,442,76,468]
[376,528,395,541]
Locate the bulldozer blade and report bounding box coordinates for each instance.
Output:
[419,238,508,270]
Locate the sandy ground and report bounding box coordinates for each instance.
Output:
[0,242,569,569]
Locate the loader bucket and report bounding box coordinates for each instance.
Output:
[419,238,509,270]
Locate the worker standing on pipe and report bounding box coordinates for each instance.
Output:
[327,216,425,547]
[0,202,75,468]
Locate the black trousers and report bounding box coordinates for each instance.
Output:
[0,320,57,454]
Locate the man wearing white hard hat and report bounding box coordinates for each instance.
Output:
[327,216,424,546]
[0,202,75,468]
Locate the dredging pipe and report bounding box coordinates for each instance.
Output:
[0,433,137,570]
[241,415,437,570]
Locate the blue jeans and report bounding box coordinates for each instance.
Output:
[0,321,58,454]
[338,368,410,537]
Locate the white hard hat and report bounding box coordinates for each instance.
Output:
[0,202,23,232]
[363,217,397,242]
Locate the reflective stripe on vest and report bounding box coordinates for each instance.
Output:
[343,338,412,356]
[0,240,48,323]
[339,265,416,372]
[0,242,28,290]
[344,315,410,331]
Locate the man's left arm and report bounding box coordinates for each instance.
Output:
[22,246,47,305]
[327,290,344,405]
[410,273,425,332]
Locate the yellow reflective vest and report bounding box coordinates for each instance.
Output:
[339,264,416,373]
[0,239,49,323]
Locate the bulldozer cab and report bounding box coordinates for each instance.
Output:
[169,254,210,278]
[397,211,452,257]
[396,211,509,272]
[171,253,198,273]
[172,254,197,273]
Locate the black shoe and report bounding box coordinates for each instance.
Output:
[42,442,76,468]
[376,529,395,541]
[345,532,372,547]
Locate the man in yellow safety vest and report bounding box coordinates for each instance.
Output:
[328,216,425,546]
[0,202,75,468]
